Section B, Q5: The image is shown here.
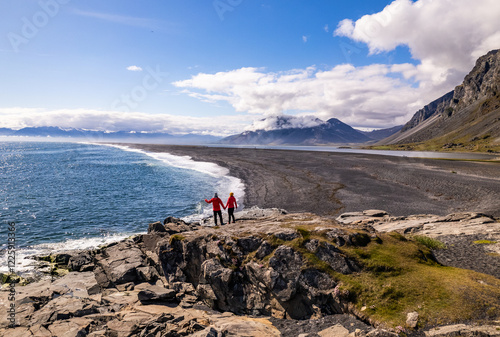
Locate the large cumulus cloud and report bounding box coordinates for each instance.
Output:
[174,0,500,128]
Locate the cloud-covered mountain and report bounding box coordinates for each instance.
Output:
[219,117,374,145]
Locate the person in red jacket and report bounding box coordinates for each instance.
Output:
[225,192,238,224]
[205,193,225,226]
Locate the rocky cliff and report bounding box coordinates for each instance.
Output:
[379,49,500,152]
[2,208,500,336]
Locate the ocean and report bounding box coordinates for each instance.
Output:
[0,141,244,275]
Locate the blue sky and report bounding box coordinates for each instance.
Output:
[1,0,499,135]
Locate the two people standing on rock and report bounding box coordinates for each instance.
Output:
[205,192,238,226]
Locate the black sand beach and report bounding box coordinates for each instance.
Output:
[119,144,500,217]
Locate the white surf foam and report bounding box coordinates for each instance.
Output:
[92,143,246,223]
[0,232,143,275]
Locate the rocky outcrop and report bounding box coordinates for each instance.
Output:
[1,209,499,336]
[156,219,363,320]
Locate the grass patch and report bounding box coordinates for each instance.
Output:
[473,240,498,245]
[259,226,500,328]
[340,233,500,327]
[296,227,312,240]
[413,236,447,250]
[169,234,186,244]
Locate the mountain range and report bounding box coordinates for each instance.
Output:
[378,49,500,152]
[0,126,220,145]
[1,120,402,146]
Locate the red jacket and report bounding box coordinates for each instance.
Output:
[226,196,237,209]
[205,197,225,211]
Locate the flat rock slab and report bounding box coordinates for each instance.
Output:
[337,211,500,238]
[425,324,500,337]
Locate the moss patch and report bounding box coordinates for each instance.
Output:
[169,234,186,244]
[473,240,497,245]
[340,233,500,328]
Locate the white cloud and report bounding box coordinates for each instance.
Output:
[73,10,161,29]
[335,0,500,88]
[246,115,324,132]
[126,65,143,72]
[302,35,308,43]
[0,108,249,137]
[173,64,429,128]
[173,0,500,128]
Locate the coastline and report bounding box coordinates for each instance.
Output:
[2,143,499,335]
[1,141,244,278]
[96,142,246,223]
[112,143,500,217]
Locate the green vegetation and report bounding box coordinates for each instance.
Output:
[296,227,312,240]
[413,236,447,250]
[339,233,500,327]
[169,234,186,244]
[1,273,29,285]
[266,226,500,328]
[255,222,500,328]
[473,240,497,245]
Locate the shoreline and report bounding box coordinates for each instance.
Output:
[112,143,500,217]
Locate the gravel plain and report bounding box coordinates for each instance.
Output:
[121,144,500,218]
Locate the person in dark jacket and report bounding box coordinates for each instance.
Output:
[205,193,225,225]
[225,192,238,224]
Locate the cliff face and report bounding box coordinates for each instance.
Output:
[380,49,500,151]
[399,91,454,133]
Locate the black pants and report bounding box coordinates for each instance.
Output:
[228,207,235,223]
[213,210,223,225]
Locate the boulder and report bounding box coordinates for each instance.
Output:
[268,246,303,302]
[237,236,262,253]
[255,241,275,259]
[68,251,95,272]
[317,324,350,337]
[274,229,300,241]
[46,317,92,337]
[31,296,99,325]
[137,285,176,303]
[94,240,153,287]
[406,311,419,329]
[148,221,167,233]
[366,329,399,337]
[315,242,360,274]
[424,324,500,337]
